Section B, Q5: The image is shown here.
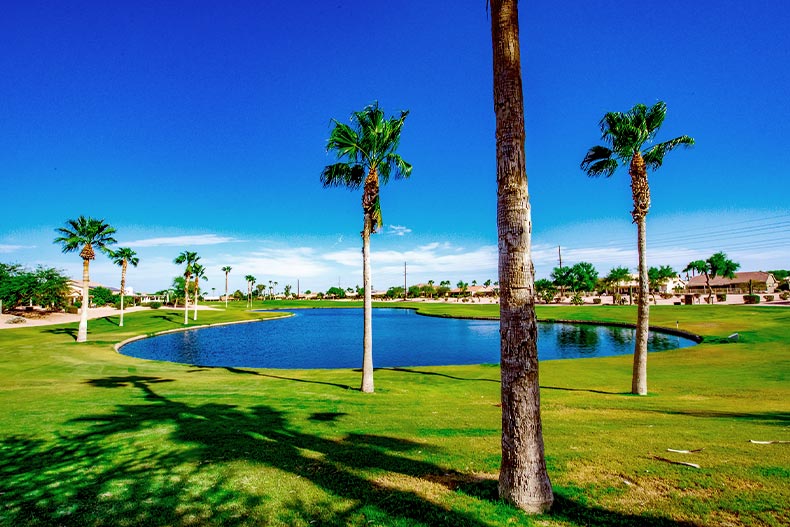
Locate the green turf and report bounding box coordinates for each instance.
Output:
[0,301,787,526]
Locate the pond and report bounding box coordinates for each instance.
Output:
[119,308,697,369]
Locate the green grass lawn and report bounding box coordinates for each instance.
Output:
[0,301,787,526]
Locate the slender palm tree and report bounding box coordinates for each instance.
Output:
[221,266,232,308]
[321,102,412,393]
[684,252,739,303]
[109,247,139,327]
[491,0,553,513]
[53,217,117,342]
[245,275,255,308]
[581,101,694,395]
[191,263,207,321]
[174,251,199,325]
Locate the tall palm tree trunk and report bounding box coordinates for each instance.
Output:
[492,0,552,513]
[78,258,90,342]
[183,280,190,325]
[360,213,374,393]
[633,216,649,395]
[224,273,229,308]
[119,260,127,327]
[630,152,650,395]
[193,278,199,321]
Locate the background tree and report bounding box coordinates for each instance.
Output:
[581,101,694,395]
[283,284,292,298]
[221,266,232,308]
[408,285,422,298]
[321,102,412,393]
[325,286,346,299]
[456,280,469,297]
[110,247,139,327]
[174,251,199,325]
[256,284,266,299]
[90,286,115,307]
[53,216,117,342]
[648,265,676,304]
[684,252,739,303]
[0,264,70,312]
[31,266,71,310]
[491,0,553,512]
[191,263,207,321]
[603,266,631,304]
[534,278,557,304]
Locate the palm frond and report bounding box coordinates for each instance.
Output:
[53,216,116,254]
[643,135,695,170]
[320,163,365,190]
[581,145,618,177]
[644,101,667,138]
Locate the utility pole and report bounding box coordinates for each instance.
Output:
[558,245,565,299]
[297,279,300,299]
[404,262,407,301]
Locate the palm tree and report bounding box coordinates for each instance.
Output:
[684,252,739,303]
[604,266,631,304]
[274,281,278,297]
[53,216,117,342]
[581,101,694,395]
[221,266,232,308]
[174,251,199,325]
[191,263,207,321]
[491,0,553,512]
[321,102,412,393]
[109,247,139,327]
[245,275,255,308]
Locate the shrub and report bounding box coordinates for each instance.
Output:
[743,294,760,304]
[763,295,774,302]
[780,292,790,301]
[570,292,584,305]
[592,298,602,304]
[148,302,162,309]
[716,293,727,302]
[660,293,674,299]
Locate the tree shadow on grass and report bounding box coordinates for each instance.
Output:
[376,367,500,383]
[639,408,790,425]
[220,366,355,390]
[40,327,78,340]
[1,375,494,526]
[541,385,627,396]
[0,375,715,526]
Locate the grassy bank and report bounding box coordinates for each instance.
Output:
[0,302,787,526]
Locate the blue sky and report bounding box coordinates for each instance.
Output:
[1,1,788,294]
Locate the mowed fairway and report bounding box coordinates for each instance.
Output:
[0,302,787,526]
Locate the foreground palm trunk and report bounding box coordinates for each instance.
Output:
[360,213,374,393]
[491,0,553,513]
[630,153,650,395]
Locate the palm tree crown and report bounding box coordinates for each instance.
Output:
[321,101,412,231]
[581,101,694,221]
[54,216,117,260]
[110,247,140,270]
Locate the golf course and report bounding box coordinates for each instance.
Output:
[0,302,787,526]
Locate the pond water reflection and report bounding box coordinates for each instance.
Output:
[120,308,696,369]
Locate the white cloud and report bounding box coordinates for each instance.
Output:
[0,244,34,253]
[121,234,240,248]
[387,225,412,236]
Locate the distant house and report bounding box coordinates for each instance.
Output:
[686,272,778,294]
